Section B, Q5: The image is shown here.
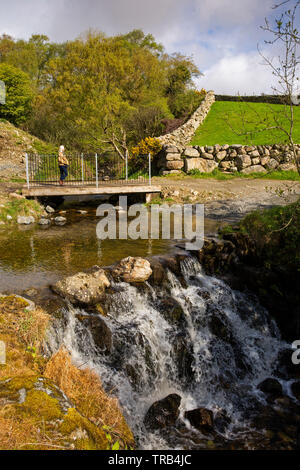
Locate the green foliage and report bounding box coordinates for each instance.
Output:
[0,198,43,223]
[187,168,300,180]
[169,89,205,119]
[191,101,300,146]
[0,63,33,125]
[238,199,300,270]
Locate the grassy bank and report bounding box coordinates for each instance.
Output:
[191,101,300,146]
[221,198,300,270]
[0,295,134,450]
[0,197,44,224]
[160,169,300,181]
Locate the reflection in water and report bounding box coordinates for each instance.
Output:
[0,209,224,292]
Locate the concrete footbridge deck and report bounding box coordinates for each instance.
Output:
[22,184,161,202]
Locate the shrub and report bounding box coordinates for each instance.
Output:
[0,64,33,125]
[131,136,162,157]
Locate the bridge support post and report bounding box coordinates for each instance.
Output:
[25,152,29,189]
[95,153,98,188]
[81,153,84,184]
[148,153,151,186]
[125,150,128,181]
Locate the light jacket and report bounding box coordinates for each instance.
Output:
[58,152,69,166]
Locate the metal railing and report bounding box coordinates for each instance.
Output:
[25,152,152,188]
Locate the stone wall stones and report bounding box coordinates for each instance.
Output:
[157,91,215,151]
[156,143,299,175]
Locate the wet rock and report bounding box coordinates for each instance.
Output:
[46,205,55,214]
[158,296,185,324]
[257,378,283,398]
[54,216,67,226]
[112,256,152,283]
[52,267,110,306]
[184,408,214,433]
[144,394,181,430]
[172,333,194,380]
[291,381,300,400]
[148,258,167,286]
[214,409,231,434]
[38,218,50,225]
[17,215,35,225]
[76,314,112,354]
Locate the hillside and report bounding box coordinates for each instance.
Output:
[191,101,300,146]
[0,120,55,181]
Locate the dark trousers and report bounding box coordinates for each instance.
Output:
[59,165,68,181]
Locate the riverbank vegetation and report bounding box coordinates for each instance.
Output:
[0,294,134,450]
[0,196,44,224]
[0,31,203,156]
[191,101,300,146]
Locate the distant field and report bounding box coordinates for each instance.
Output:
[191,101,300,146]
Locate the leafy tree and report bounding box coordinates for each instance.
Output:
[0,63,33,125]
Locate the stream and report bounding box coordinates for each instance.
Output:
[0,198,299,449]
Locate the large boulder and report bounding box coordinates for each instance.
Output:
[17,215,35,225]
[241,165,266,174]
[112,257,152,283]
[184,407,214,433]
[52,266,110,305]
[185,157,218,173]
[165,160,184,170]
[236,155,251,170]
[183,147,200,158]
[144,394,181,430]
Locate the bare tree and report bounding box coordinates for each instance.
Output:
[258,0,300,174]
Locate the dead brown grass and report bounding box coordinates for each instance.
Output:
[45,348,134,448]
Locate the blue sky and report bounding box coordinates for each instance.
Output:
[0,0,299,94]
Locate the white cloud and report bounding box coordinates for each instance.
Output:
[199,52,277,95]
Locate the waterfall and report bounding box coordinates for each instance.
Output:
[45,256,291,449]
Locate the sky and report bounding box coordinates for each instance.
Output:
[0,0,299,94]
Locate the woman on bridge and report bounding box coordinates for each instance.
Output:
[58,145,69,185]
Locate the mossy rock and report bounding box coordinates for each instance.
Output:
[0,375,109,450]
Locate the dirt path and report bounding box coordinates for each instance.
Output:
[153,176,300,222]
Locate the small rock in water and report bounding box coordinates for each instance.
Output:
[38,218,51,226]
[112,256,152,283]
[257,378,283,398]
[77,210,87,214]
[45,205,55,214]
[6,215,12,221]
[144,394,181,430]
[184,408,214,433]
[54,216,67,225]
[17,216,35,225]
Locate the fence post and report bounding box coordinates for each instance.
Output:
[81,153,84,184]
[148,153,151,186]
[25,152,30,189]
[95,153,98,188]
[125,150,128,182]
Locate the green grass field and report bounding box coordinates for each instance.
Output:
[191,101,300,146]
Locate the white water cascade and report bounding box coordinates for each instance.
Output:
[45,257,291,449]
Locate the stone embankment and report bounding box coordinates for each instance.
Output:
[156,143,299,176]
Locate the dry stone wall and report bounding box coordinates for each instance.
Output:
[156,143,299,176]
[158,91,215,151]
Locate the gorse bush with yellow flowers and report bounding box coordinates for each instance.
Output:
[131,137,162,157]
